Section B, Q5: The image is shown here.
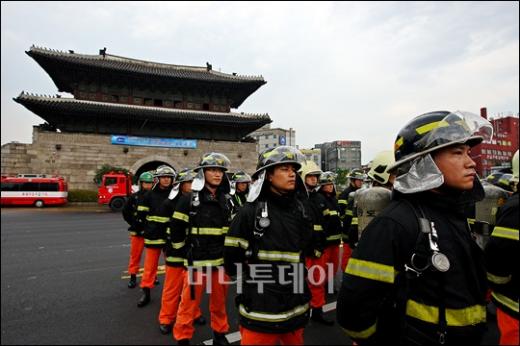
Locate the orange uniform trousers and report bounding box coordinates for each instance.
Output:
[497,307,519,345]
[128,235,145,275]
[306,245,340,308]
[240,326,304,345]
[173,267,229,341]
[340,243,353,273]
[158,267,202,325]
[140,247,162,289]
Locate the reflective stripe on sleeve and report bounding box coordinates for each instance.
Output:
[345,258,395,283]
[406,299,486,326]
[173,211,189,222]
[491,226,519,241]
[342,322,377,340]
[239,303,309,322]
[224,236,250,249]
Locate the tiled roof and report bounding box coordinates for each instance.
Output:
[27,46,265,83]
[14,92,270,125]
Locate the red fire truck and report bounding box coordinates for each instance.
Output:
[1,174,68,207]
[97,171,136,211]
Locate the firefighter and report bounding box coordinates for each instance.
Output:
[157,168,206,335]
[485,172,516,194]
[230,170,252,215]
[299,161,333,325]
[224,146,317,345]
[171,153,233,345]
[352,150,395,241]
[337,110,492,344]
[136,165,175,307]
[338,168,366,272]
[485,149,519,345]
[122,171,155,288]
[313,171,343,325]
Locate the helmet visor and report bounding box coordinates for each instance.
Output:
[415,111,493,151]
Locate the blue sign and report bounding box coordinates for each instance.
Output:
[111,135,197,149]
[279,135,286,145]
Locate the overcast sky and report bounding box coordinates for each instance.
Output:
[2,1,518,164]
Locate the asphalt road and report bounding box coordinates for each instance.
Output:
[1,205,499,345]
[1,206,348,345]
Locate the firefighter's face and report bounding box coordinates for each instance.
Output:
[158,176,172,188]
[204,168,224,187]
[433,144,477,191]
[141,182,153,191]
[180,181,192,194]
[305,174,319,188]
[236,182,249,193]
[321,183,334,194]
[268,164,297,193]
[352,179,363,189]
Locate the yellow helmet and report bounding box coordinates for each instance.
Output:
[299,160,322,181]
[368,150,395,185]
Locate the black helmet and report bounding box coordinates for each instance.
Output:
[347,168,366,180]
[195,152,231,172]
[485,172,514,192]
[155,165,176,178]
[253,146,306,178]
[232,170,252,183]
[175,168,197,184]
[390,110,493,172]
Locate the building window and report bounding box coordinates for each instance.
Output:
[111,95,119,102]
[203,103,210,111]
[120,96,128,103]
[133,97,142,105]
[154,99,163,107]
[174,100,183,109]
[144,98,153,106]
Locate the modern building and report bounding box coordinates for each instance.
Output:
[316,140,361,171]
[300,148,322,169]
[1,46,271,189]
[472,107,519,177]
[249,124,296,153]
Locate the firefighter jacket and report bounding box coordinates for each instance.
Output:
[337,190,488,345]
[137,185,172,248]
[170,186,232,268]
[122,190,147,237]
[314,190,342,246]
[160,194,186,268]
[223,189,315,334]
[338,185,358,244]
[231,191,248,218]
[485,192,518,319]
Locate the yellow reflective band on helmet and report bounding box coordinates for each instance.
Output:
[491,291,519,313]
[192,227,227,236]
[491,226,519,241]
[342,322,377,339]
[338,199,348,205]
[345,258,396,283]
[166,256,185,263]
[186,258,224,267]
[171,241,185,249]
[263,149,279,158]
[257,250,301,263]
[406,299,486,326]
[487,272,511,285]
[239,303,309,322]
[313,224,323,231]
[224,236,250,249]
[326,234,342,241]
[137,205,150,211]
[146,215,170,223]
[415,120,450,135]
[145,238,166,245]
[395,136,404,150]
